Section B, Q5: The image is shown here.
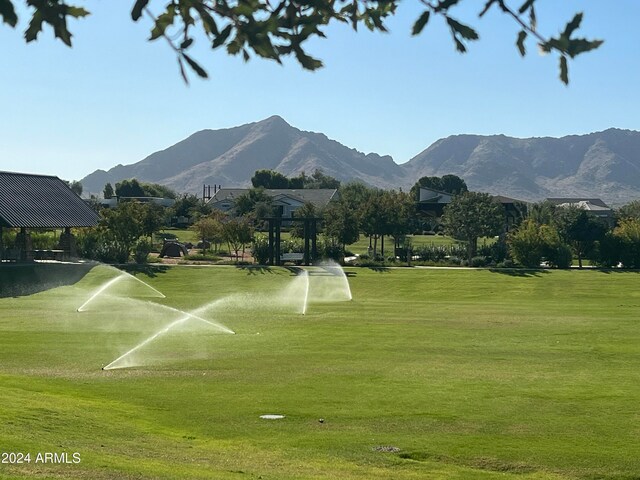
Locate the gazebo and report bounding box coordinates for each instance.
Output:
[0,171,99,262]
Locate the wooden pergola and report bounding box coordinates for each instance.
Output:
[263,214,321,266]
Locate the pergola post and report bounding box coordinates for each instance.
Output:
[311,219,317,263]
[274,217,281,266]
[17,227,33,262]
[268,219,275,265]
[58,227,77,260]
[303,219,310,266]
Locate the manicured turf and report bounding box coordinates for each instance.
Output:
[1,265,640,479]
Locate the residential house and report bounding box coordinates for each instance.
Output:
[208,188,339,219]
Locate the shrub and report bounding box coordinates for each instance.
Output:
[252,234,270,264]
[76,228,101,260]
[470,256,488,267]
[134,239,153,264]
[496,259,516,268]
[321,243,343,262]
[182,253,221,262]
[547,244,573,269]
[448,256,462,265]
[31,231,58,250]
[509,220,543,267]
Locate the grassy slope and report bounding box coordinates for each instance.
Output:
[1,266,639,479]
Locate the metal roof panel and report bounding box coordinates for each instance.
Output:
[0,171,100,228]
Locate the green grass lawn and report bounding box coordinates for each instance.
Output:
[346,234,457,255]
[1,265,640,479]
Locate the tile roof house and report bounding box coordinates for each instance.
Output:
[545,197,614,225]
[417,187,527,232]
[208,188,339,219]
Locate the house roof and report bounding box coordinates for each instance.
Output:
[418,187,453,204]
[0,171,100,228]
[546,197,611,209]
[208,188,339,209]
[492,195,528,205]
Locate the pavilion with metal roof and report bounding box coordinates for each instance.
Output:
[0,171,99,262]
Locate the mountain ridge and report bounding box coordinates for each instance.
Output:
[80,118,640,205]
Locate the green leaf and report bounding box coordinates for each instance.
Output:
[180,37,193,49]
[0,0,18,27]
[227,38,242,55]
[516,29,527,56]
[53,20,72,46]
[182,53,208,78]
[453,37,466,53]
[149,10,176,41]
[563,12,583,38]
[199,10,219,36]
[559,55,568,85]
[518,0,535,14]
[66,6,89,18]
[529,4,536,31]
[446,17,478,41]
[177,57,189,84]
[24,11,43,42]
[213,25,233,49]
[567,38,603,58]
[294,46,323,70]
[411,10,430,36]
[479,0,498,17]
[435,0,461,12]
[131,0,149,21]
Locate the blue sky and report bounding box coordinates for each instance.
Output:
[1,1,638,182]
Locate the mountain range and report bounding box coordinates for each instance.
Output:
[80,116,640,205]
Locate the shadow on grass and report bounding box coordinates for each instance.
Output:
[235,265,275,275]
[596,268,640,275]
[120,264,171,278]
[488,268,550,277]
[367,266,391,273]
[0,263,94,298]
[283,266,304,276]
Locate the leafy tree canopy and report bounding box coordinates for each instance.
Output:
[171,193,209,219]
[410,174,468,200]
[617,200,640,222]
[103,182,114,199]
[251,169,291,189]
[554,206,607,268]
[294,169,341,189]
[441,191,505,259]
[63,179,83,196]
[115,179,177,198]
[251,169,340,189]
[2,1,602,84]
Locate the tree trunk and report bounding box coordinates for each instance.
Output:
[467,237,477,260]
[381,235,385,257]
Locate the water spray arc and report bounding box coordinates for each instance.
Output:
[103,315,193,370]
[147,302,234,334]
[77,273,126,312]
[99,261,352,370]
[77,267,165,312]
[119,270,166,298]
[302,270,310,315]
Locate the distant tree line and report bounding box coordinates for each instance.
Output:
[251,169,340,189]
[67,169,640,268]
[102,179,178,199]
